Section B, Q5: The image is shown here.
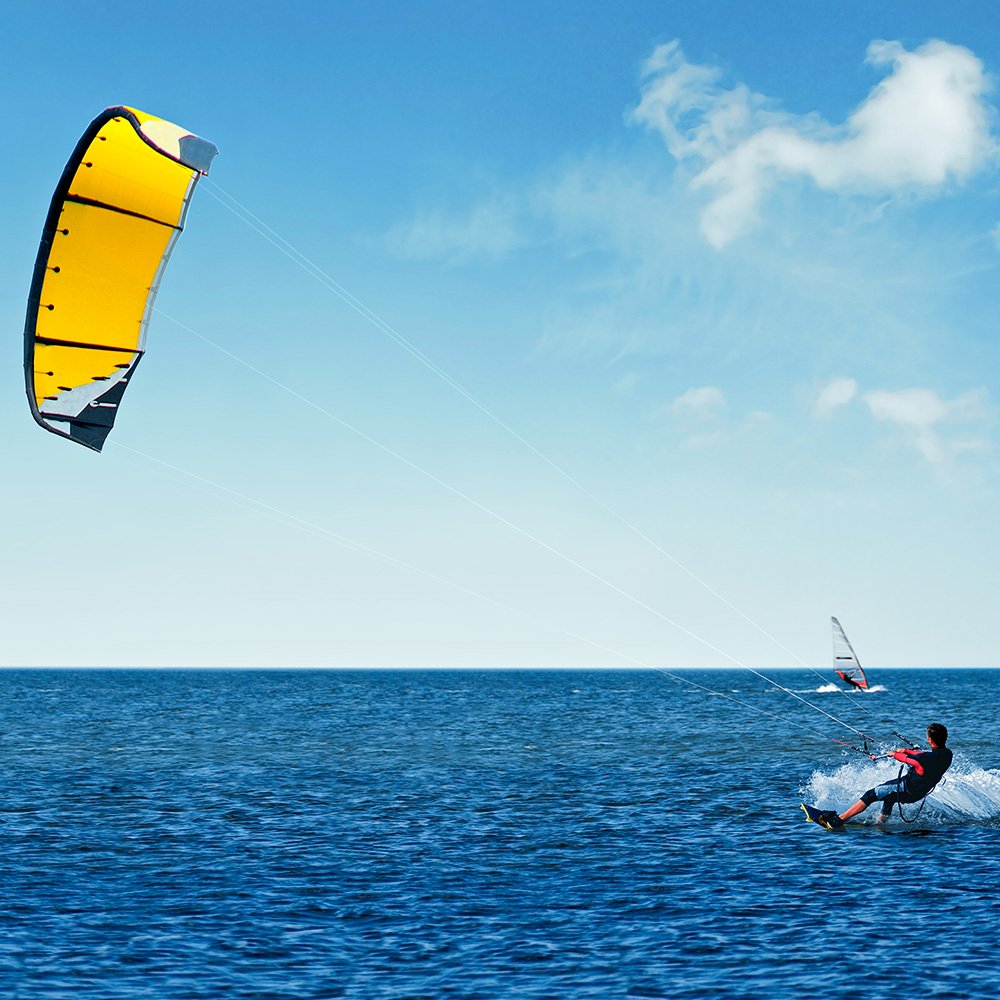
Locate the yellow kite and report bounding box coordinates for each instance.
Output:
[24,106,217,451]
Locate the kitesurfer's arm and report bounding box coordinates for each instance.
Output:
[891,749,924,775]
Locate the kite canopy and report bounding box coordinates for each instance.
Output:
[23,106,217,452]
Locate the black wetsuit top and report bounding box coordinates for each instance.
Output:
[899,745,953,798]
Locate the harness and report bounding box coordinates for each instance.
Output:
[893,761,944,824]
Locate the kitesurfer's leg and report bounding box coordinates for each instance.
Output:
[850,782,899,824]
[833,799,870,825]
[822,782,893,827]
[876,795,897,824]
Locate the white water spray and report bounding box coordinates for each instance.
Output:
[802,758,1000,826]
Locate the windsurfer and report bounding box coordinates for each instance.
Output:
[817,723,952,827]
[836,669,867,690]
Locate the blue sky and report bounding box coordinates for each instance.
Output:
[2,1,999,668]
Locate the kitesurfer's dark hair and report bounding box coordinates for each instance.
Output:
[927,723,948,746]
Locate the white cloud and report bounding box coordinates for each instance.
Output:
[667,386,725,449]
[629,40,775,164]
[814,377,859,418]
[664,389,776,451]
[864,386,990,463]
[377,41,996,395]
[632,39,997,246]
[385,199,523,263]
[865,387,950,428]
[670,385,726,414]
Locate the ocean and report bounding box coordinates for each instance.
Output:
[1,667,997,998]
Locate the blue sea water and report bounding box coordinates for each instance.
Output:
[1,667,998,999]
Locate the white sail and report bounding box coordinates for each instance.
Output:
[831,616,868,688]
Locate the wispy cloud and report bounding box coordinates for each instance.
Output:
[814,378,993,463]
[666,385,728,449]
[665,386,778,451]
[863,386,990,463]
[613,372,640,393]
[378,36,997,474]
[631,39,997,246]
[670,385,726,414]
[814,377,859,419]
[385,198,524,263]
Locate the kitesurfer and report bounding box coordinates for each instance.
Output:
[817,723,952,828]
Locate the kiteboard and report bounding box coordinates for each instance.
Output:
[801,803,844,830]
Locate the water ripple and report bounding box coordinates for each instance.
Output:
[1,668,998,998]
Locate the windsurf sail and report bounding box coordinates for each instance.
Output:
[24,106,217,452]
[831,616,869,690]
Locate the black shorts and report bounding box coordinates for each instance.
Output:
[861,780,922,812]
